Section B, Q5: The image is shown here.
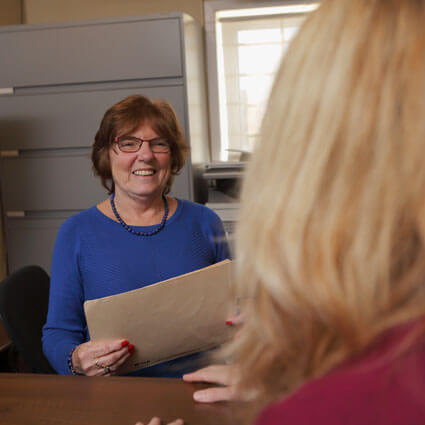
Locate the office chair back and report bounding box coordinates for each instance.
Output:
[0,265,56,373]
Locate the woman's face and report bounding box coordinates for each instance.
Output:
[109,123,171,203]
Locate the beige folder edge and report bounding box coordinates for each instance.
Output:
[84,259,234,374]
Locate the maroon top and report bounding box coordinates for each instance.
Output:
[256,319,425,425]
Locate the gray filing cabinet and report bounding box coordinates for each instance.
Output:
[0,13,209,273]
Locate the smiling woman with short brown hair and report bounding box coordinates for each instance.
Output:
[42,94,230,378]
[92,95,189,195]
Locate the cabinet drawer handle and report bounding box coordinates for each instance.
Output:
[0,88,14,96]
[6,211,25,218]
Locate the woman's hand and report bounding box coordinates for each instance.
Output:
[183,364,239,403]
[225,313,244,326]
[226,312,245,339]
[181,314,245,403]
[71,339,134,376]
[135,418,183,425]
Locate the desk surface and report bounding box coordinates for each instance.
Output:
[0,373,243,425]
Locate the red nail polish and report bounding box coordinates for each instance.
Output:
[226,320,232,325]
[121,340,129,347]
[127,344,134,352]
[129,348,135,355]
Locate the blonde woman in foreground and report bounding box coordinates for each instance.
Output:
[138,0,425,423]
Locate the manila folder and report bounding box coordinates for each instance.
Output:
[84,259,233,374]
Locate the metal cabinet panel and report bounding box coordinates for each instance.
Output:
[170,165,192,201]
[0,84,187,150]
[0,17,182,88]
[1,153,104,211]
[1,153,192,211]
[6,217,68,273]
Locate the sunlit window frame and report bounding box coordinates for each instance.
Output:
[204,0,319,162]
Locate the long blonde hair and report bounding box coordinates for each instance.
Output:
[233,0,425,402]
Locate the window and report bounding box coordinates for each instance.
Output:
[205,1,319,161]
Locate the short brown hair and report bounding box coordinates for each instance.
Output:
[92,95,189,194]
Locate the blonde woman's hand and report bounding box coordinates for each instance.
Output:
[183,364,239,403]
[135,418,183,425]
[71,339,135,376]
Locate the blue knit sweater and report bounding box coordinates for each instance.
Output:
[42,199,230,375]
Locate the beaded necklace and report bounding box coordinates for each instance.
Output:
[110,193,169,237]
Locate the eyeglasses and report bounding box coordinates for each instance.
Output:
[114,136,171,153]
